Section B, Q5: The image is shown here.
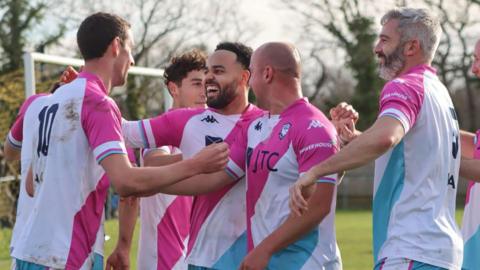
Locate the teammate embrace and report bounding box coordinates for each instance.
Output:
[4,6,480,270]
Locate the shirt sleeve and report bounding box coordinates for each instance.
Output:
[122,109,197,149]
[81,94,127,163]
[378,80,424,133]
[8,94,46,149]
[294,119,339,184]
[224,120,250,181]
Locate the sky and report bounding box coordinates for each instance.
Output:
[239,0,298,48]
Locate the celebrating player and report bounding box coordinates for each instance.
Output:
[10,12,228,270]
[290,8,462,270]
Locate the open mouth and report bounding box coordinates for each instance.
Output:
[206,84,220,97]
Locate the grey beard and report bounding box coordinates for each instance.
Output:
[379,58,404,81]
[378,45,406,81]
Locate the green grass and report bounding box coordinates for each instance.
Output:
[0,209,466,269]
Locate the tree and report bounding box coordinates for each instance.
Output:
[283,0,383,129]
[73,0,259,119]
[421,0,480,130]
[0,0,66,73]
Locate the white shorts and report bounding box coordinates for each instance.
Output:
[374,258,446,270]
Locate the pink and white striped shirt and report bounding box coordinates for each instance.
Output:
[226,98,341,269]
[122,105,263,268]
[12,72,127,269]
[138,145,191,270]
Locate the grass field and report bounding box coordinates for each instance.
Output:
[0,209,466,270]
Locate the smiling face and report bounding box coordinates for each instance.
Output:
[204,50,243,109]
[374,19,406,81]
[172,69,206,108]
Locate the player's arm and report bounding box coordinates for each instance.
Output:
[240,183,334,270]
[143,149,182,167]
[25,165,34,197]
[290,116,405,214]
[106,196,138,270]
[4,112,25,162]
[330,102,362,145]
[141,147,235,195]
[100,142,229,197]
[460,158,480,181]
[461,130,476,159]
[3,138,20,161]
[311,116,404,175]
[158,170,234,195]
[157,121,249,195]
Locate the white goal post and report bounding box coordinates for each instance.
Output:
[0,52,172,183]
[22,52,173,109]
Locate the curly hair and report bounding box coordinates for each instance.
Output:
[163,49,207,86]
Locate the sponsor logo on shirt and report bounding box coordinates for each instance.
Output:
[247,147,279,172]
[254,121,262,131]
[279,123,291,140]
[201,115,219,123]
[381,92,408,102]
[392,78,406,84]
[307,119,323,130]
[299,142,333,154]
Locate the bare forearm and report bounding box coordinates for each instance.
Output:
[311,117,403,179]
[144,153,182,167]
[121,158,203,197]
[312,131,389,179]
[461,158,480,181]
[3,139,20,162]
[117,197,139,248]
[160,170,232,195]
[104,143,229,197]
[461,130,476,159]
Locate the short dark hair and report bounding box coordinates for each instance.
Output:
[215,42,252,70]
[163,49,207,86]
[77,12,131,60]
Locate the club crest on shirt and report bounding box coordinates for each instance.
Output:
[279,123,291,140]
[205,135,223,146]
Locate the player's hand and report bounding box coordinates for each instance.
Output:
[330,102,359,145]
[60,66,79,83]
[289,170,317,216]
[330,102,358,123]
[192,142,229,174]
[337,118,357,146]
[106,246,130,270]
[49,66,80,93]
[239,247,271,270]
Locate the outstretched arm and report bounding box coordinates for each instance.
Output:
[101,142,229,197]
[290,116,405,215]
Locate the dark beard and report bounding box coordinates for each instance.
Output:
[207,80,238,109]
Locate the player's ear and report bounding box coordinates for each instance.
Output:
[264,66,273,83]
[241,69,250,86]
[110,37,121,57]
[167,81,179,98]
